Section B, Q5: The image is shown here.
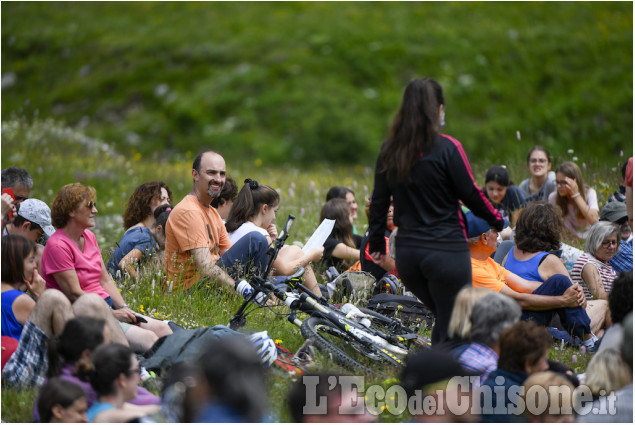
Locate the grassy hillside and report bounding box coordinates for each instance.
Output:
[1,2,632,165]
[0,118,606,422]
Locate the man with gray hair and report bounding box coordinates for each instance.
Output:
[455,292,520,384]
[1,166,33,205]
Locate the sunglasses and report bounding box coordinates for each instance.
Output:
[14,195,28,202]
[86,201,97,209]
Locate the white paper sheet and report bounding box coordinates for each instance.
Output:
[302,219,335,253]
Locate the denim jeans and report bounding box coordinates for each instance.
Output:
[521,274,591,338]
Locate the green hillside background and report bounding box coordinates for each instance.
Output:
[1,1,632,166]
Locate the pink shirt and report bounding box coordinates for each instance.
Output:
[42,229,110,300]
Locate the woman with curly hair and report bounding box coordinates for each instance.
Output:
[548,161,599,240]
[41,183,172,353]
[107,182,172,280]
[503,202,607,338]
[122,182,171,230]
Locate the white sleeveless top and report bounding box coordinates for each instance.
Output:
[228,221,269,245]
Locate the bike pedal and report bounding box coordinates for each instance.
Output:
[294,338,317,360]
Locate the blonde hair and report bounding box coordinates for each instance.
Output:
[585,348,631,396]
[447,286,490,340]
[522,371,575,420]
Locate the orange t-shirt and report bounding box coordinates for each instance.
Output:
[470,256,510,293]
[164,194,231,291]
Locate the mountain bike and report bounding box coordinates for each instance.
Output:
[228,214,429,374]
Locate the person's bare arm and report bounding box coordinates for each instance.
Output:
[96,405,160,423]
[11,294,36,326]
[332,243,360,261]
[191,247,236,290]
[99,258,137,323]
[580,263,609,301]
[572,194,599,225]
[537,254,587,308]
[510,209,521,228]
[536,254,568,281]
[51,270,87,302]
[372,252,396,272]
[118,248,144,280]
[1,193,15,222]
[499,284,579,310]
[503,272,543,294]
[565,177,598,225]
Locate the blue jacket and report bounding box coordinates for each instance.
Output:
[480,368,528,423]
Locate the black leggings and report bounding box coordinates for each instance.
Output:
[396,246,471,344]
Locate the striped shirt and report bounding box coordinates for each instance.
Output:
[571,252,617,300]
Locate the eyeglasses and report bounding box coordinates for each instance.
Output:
[601,240,618,248]
[14,195,28,202]
[86,201,97,209]
[529,158,548,164]
[128,367,141,376]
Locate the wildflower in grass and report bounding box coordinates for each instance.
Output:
[140,304,144,313]
[572,354,578,363]
[275,339,283,345]
[572,156,578,161]
[568,149,574,154]
[516,130,521,141]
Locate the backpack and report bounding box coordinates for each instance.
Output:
[365,293,435,329]
[330,271,377,304]
[141,325,242,374]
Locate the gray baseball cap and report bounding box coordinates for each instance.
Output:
[600,201,628,223]
[17,198,56,237]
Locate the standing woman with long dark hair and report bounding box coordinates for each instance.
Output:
[368,78,504,343]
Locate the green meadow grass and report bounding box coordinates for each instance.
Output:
[0,118,618,421]
[1,2,632,165]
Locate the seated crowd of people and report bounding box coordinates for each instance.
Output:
[0,149,632,423]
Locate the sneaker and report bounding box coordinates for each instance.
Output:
[588,337,602,353]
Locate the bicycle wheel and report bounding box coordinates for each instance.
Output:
[300,316,405,374]
[357,307,430,351]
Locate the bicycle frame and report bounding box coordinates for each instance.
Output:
[228,214,413,366]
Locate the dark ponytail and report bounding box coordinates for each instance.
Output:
[225,179,280,233]
[47,317,106,378]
